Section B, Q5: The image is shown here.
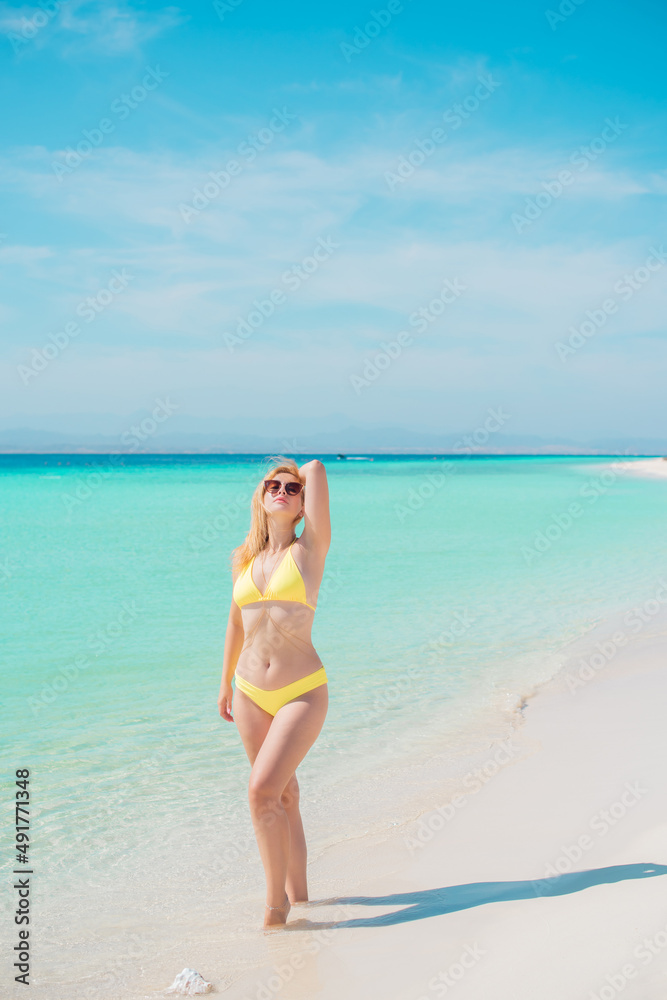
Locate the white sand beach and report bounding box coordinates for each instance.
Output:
[212,611,667,1000]
[613,457,667,478]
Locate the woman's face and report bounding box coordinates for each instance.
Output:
[262,474,304,519]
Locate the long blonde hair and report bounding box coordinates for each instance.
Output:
[230,455,305,574]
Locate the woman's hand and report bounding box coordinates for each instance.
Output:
[218,683,234,722]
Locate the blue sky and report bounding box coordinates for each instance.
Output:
[1,0,666,442]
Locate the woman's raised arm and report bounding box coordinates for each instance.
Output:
[298,460,331,554]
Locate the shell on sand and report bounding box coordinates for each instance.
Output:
[165,967,213,995]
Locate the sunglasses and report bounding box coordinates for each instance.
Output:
[264,479,303,496]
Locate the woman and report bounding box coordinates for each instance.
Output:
[218,456,331,929]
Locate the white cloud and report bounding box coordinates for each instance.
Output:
[2,124,665,412]
[3,136,653,246]
[0,4,26,31]
[58,1,187,54]
[0,0,187,55]
[0,244,53,264]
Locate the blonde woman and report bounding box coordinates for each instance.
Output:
[218,457,331,928]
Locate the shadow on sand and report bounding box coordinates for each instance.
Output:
[287,862,667,930]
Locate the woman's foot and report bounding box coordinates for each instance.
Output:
[263,893,291,929]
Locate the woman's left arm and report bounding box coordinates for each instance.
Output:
[298,460,331,553]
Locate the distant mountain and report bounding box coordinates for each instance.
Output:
[0,422,665,455]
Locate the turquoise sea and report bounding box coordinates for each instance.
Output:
[2,452,667,995]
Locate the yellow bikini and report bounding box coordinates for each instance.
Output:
[234,666,328,716]
[232,540,328,716]
[233,539,316,611]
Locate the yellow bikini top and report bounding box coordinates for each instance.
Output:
[233,540,316,611]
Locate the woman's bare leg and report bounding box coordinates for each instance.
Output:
[233,683,328,925]
[282,773,308,902]
[247,685,328,925]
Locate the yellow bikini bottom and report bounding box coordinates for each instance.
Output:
[234,666,328,717]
